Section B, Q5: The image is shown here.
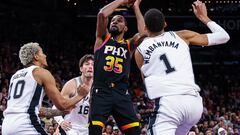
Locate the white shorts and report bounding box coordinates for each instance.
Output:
[148,93,203,135]
[2,113,47,135]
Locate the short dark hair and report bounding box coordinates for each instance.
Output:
[144,8,165,32]
[79,54,94,67]
[111,15,128,26]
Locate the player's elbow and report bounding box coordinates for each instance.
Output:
[219,32,230,44]
[98,10,108,19]
[54,101,69,111]
[54,105,65,111]
[223,33,230,44]
[207,32,230,46]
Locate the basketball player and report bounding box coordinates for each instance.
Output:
[2,42,89,135]
[89,0,146,134]
[134,1,230,135]
[53,54,93,135]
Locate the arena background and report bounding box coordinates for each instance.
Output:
[0,0,240,134]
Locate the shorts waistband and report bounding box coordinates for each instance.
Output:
[93,81,128,89]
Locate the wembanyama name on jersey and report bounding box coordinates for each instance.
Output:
[143,40,179,64]
[137,32,200,99]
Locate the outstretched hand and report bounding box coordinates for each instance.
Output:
[192,0,210,24]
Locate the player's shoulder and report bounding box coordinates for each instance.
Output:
[65,78,78,87]
[62,77,79,90]
[32,67,54,84]
[33,67,50,76]
[175,30,194,38]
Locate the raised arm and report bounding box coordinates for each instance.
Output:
[129,0,146,52]
[176,0,230,46]
[95,0,133,51]
[132,0,145,36]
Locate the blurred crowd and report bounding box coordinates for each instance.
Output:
[1,42,240,135]
[0,18,239,134]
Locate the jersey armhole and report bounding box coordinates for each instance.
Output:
[95,34,111,51]
[126,40,131,52]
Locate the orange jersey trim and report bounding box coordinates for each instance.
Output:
[95,34,111,51]
[126,40,131,51]
[121,122,140,130]
[91,121,105,128]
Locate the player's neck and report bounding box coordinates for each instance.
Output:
[30,60,47,68]
[27,62,40,68]
[80,76,93,86]
[149,30,164,37]
[112,34,124,42]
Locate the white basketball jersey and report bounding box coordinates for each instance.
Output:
[64,77,90,133]
[137,31,200,99]
[3,65,47,134]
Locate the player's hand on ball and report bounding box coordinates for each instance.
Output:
[122,0,136,6]
[128,0,136,5]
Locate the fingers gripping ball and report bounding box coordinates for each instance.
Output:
[127,0,136,6]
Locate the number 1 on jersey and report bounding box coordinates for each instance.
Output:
[160,54,175,74]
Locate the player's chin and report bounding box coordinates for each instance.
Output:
[85,73,93,78]
[110,27,118,32]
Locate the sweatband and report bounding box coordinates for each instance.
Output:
[206,21,230,46]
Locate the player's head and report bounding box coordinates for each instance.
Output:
[109,15,128,36]
[144,8,166,33]
[79,54,94,78]
[19,42,48,68]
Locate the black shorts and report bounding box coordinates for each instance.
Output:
[89,85,139,131]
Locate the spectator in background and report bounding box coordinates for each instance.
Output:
[103,124,113,135]
[112,125,121,135]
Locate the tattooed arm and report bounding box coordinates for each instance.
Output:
[39,78,77,118]
[39,107,70,118]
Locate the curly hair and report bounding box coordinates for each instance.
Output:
[19,42,40,66]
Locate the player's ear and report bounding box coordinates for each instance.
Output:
[33,54,39,61]
[144,25,147,31]
[80,67,83,73]
[164,22,167,28]
[124,26,128,32]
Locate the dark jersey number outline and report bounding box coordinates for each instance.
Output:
[160,54,176,74]
[78,105,89,115]
[8,80,25,100]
